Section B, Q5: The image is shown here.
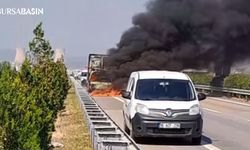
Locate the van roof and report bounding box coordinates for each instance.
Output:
[134,70,189,80]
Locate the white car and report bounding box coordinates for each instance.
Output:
[122,70,206,144]
[77,69,88,85]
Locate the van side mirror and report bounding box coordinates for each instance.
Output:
[198,93,206,101]
[121,90,131,99]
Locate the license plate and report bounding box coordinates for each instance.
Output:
[159,123,181,129]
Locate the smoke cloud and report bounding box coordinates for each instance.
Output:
[106,0,250,88]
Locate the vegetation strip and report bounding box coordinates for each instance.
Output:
[52,86,92,150]
[0,23,69,150]
[188,72,250,92]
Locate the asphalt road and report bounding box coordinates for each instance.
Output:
[93,96,250,150]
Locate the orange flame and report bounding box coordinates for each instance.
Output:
[90,74,97,81]
[90,88,121,97]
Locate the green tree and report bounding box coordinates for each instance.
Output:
[0,62,14,150]
[0,22,70,150]
[29,22,54,63]
[0,61,42,150]
[0,126,4,150]
[27,22,70,149]
[224,74,250,90]
[187,73,213,85]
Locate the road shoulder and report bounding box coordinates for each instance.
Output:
[51,87,92,150]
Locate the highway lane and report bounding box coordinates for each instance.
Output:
[201,98,250,150]
[94,96,250,150]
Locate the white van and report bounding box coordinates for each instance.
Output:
[77,69,88,85]
[122,71,206,144]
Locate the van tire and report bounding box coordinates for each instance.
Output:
[192,136,202,145]
[130,128,141,143]
[123,121,130,134]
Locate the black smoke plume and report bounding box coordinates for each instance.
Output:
[106,0,250,88]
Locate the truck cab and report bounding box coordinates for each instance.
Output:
[122,70,206,144]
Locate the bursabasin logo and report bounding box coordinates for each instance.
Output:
[0,8,44,15]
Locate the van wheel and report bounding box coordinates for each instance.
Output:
[192,136,202,145]
[123,121,130,134]
[130,128,141,143]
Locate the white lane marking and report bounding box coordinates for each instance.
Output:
[113,97,124,103]
[209,97,250,107]
[203,108,221,113]
[202,143,222,150]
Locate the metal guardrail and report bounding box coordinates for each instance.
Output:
[195,85,250,97]
[72,78,140,150]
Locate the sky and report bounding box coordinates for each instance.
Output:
[0,0,147,68]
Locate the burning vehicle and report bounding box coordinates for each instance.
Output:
[87,54,121,96]
[87,54,110,91]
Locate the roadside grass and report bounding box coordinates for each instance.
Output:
[52,86,92,150]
